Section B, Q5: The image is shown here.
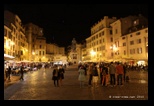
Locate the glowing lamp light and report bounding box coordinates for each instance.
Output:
[90,50,96,56]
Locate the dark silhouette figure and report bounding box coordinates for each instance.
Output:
[52,67,59,87]
[20,65,24,80]
[8,66,11,80]
[58,65,65,86]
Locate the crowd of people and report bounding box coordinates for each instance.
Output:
[4,60,147,88]
[77,62,148,88]
[52,65,65,87]
[4,62,67,82]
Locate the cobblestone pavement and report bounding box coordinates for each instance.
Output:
[4,64,148,100]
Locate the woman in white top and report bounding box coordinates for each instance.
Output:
[78,65,86,88]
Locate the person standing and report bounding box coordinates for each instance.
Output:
[8,66,11,81]
[42,64,46,71]
[20,65,24,80]
[101,63,108,86]
[58,65,65,86]
[88,63,93,86]
[92,63,99,88]
[78,65,86,88]
[52,66,59,87]
[123,63,128,82]
[116,62,124,86]
[109,62,116,87]
[99,63,103,85]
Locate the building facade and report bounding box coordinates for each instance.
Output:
[83,15,148,65]
[110,14,148,65]
[24,23,45,62]
[4,10,28,62]
[85,16,117,62]
[5,11,67,63]
[46,43,66,63]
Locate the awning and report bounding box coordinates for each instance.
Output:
[21,60,30,62]
[4,54,15,59]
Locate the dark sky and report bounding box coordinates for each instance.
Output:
[4,4,148,48]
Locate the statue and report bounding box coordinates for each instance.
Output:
[71,38,76,52]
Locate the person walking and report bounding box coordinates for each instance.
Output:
[52,66,59,87]
[20,65,24,80]
[78,65,86,88]
[58,65,65,86]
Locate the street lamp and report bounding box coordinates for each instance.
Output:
[32,52,35,62]
[110,44,117,61]
[90,50,96,62]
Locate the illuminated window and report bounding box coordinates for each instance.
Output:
[137,48,142,54]
[137,39,141,44]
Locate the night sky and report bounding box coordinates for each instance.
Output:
[4,4,148,48]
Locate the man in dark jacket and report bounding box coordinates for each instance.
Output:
[8,66,11,80]
[20,65,24,80]
[109,62,116,87]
